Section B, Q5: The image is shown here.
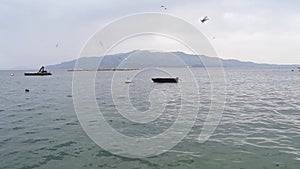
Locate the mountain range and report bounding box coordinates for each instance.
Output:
[46,50,298,70]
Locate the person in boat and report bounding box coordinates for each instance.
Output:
[38,66,46,73]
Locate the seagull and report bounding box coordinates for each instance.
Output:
[161,5,167,10]
[56,43,59,47]
[99,41,104,48]
[200,16,209,23]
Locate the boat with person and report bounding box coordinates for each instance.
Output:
[152,77,179,83]
[24,66,52,76]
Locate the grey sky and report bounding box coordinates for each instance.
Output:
[1,0,300,69]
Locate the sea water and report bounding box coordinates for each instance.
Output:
[0,68,299,169]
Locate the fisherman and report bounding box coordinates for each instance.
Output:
[38,66,45,73]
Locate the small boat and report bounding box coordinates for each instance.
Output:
[24,66,52,76]
[152,77,179,83]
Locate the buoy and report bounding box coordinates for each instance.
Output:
[25,89,30,92]
[125,77,132,83]
[10,73,14,76]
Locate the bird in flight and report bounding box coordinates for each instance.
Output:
[200,16,209,23]
[99,41,104,48]
[56,43,59,47]
[161,5,167,10]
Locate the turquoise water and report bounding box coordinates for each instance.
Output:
[0,68,300,169]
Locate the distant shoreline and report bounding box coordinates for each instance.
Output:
[1,66,300,71]
[67,68,140,72]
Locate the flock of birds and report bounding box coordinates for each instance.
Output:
[160,5,209,23]
[54,5,211,48]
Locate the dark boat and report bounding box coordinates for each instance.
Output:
[152,77,179,83]
[24,66,52,76]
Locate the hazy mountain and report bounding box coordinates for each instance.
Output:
[46,50,298,70]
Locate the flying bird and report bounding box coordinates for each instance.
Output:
[161,5,167,10]
[56,43,59,47]
[200,16,209,23]
[99,41,104,48]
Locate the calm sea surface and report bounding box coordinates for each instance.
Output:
[0,68,300,169]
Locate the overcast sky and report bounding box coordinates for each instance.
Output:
[1,0,300,69]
